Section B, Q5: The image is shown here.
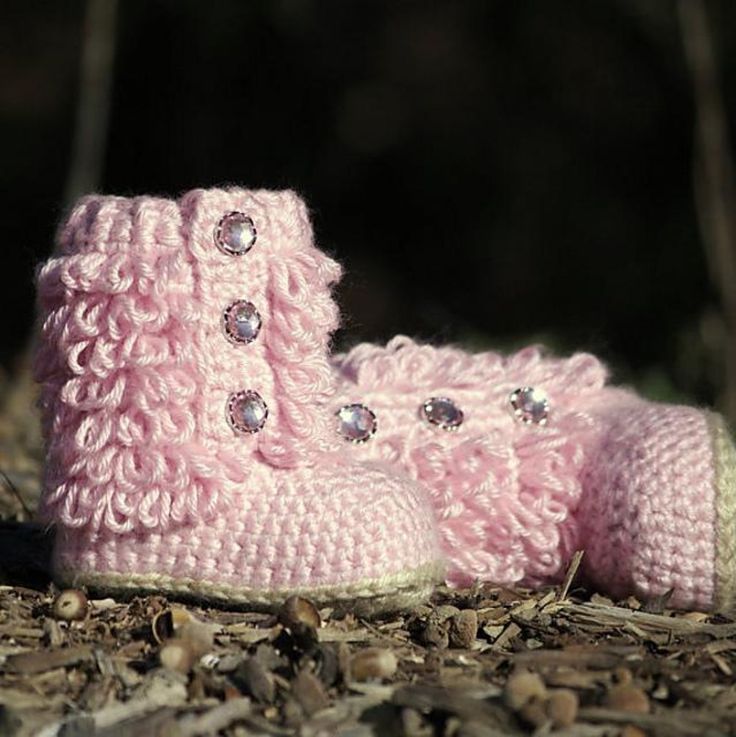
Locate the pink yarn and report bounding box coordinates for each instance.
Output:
[577,391,719,609]
[334,336,608,587]
[334,336,735,611]
[34,189,443,605]
[34,187,735,611]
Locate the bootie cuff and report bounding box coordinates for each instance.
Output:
[34,189,343,535]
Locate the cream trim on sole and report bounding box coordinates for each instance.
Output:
[54,560,446,617]
[709,411,736,613]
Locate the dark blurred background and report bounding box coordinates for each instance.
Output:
[4,0,736,417]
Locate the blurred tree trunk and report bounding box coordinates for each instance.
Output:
[64,0,118,205]
[678,0,736,422]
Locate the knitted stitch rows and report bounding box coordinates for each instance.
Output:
[335,336,608,587]
[334,336,736,612]
[577,393,721,609]
[34,189,444,611]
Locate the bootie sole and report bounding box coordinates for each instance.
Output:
[53,560,445,617]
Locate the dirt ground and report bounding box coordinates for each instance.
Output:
[1,363,736,737]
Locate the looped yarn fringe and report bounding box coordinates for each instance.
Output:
[258,251,343,466]
[34,189,345,534]
[335,336,608,586]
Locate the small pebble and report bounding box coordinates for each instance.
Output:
[546,688,578,728]
[52,590,87,622]
[518,696,548,728]
[349,648,398,682]
[449,610,478,649]
[504,671,547,710]
[278,595,321,631]
[605,684,650,714]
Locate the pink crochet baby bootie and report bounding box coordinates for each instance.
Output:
[34,189,444,614]
[333,336,736,612]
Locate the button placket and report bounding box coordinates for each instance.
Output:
[215,211,268,435]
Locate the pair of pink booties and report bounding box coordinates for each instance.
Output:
[34,187,736,615]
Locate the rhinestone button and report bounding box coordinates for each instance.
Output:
[336,403,377,443]
[223,300,262,344]
[421,397,464,430]
[227,390,268,434]
[215,212,257,255]
[509,386,549,425]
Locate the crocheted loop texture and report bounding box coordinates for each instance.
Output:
[334,336,609,587]
[51,458,444,613]
[34,189,343,534]
[577,398,722,611]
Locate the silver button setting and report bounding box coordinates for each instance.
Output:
[215,211,257,256]
[336,403,377,443]
[509,386,549,425]
[227,390,268,434]
[421,396,464,431]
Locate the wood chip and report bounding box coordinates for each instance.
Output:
[176,697,251,737]
[0,491,734,737]
[491,622,521,650]
[232,657,275,703]
[292,669,330,715]
[2,645,94,675]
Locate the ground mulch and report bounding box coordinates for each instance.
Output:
[1,364,735,737]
